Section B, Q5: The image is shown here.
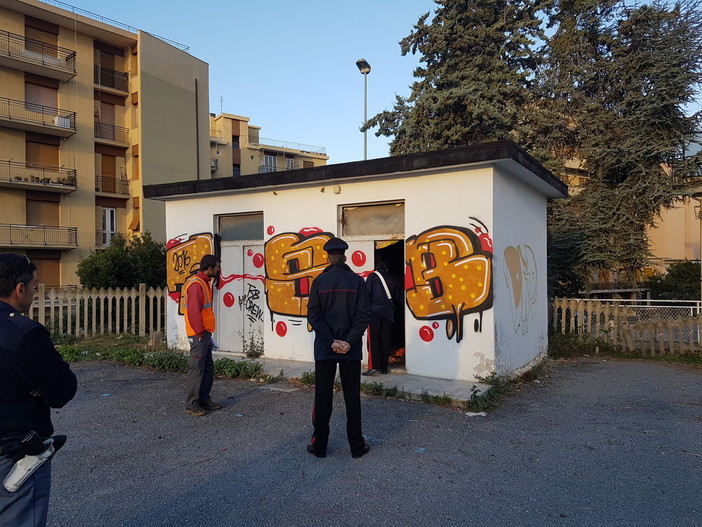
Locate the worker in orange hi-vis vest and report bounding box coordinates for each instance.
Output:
[183,254,222,416]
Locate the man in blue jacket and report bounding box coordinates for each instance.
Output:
[306,237,371,459]
[0,254,77,527]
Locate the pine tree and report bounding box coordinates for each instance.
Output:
[365,0,546,154]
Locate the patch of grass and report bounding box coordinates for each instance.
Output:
[464,372,517,412]
[213,358,264,379]
[242,332,264,359]
[265,369,286,383]
[299,371,315,386]
[143,351,188,373]
[361,381,385,396]
[420,390,454,406]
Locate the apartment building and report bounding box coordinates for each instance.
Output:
[209,113,328,178]
[0,0,209,285]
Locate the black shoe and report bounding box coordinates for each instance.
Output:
[200,400,223,411]
[307,443,326,458]
[362,369,377,376]
[379,369,388,374]
[352,442,370,459]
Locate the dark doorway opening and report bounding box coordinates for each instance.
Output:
[375,240,405,370]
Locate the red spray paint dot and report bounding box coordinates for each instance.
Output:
[223,292,235,308]
[432,322,440,329]
[247,249,253,256]
[275,321,288,337]
[267,226,275,235]
[351,251,366,267]
[419,326,434,342]
[253,253,265,268]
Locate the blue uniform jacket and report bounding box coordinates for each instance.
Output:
[0,301,77,438]
[307,263,371,361]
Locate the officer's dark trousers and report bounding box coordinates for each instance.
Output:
[311,359,364,455]
[368,315,393,372]
[0,455,51,527]
[185,332,214,410]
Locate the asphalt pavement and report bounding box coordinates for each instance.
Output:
[47,358,701,527]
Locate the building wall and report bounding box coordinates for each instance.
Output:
[492,167,549,374]
[137,31,209,240]
[162,165,536,382]
[647,198,700,268]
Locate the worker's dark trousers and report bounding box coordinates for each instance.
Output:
[185,332,214,410]
[311,359,364,455]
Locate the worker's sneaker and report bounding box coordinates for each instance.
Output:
[184,405,207,416]
[200,400,223,411]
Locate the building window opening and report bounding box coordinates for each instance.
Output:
[218,212,263,242]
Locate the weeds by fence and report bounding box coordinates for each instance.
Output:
[31,283,166,337]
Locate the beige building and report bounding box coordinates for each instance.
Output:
[209,113,328,178]
[0,2,330,287]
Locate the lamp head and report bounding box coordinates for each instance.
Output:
[356,58,371,75]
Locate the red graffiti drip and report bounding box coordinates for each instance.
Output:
[351,250,366,267]
[432,321,440,329]
[275,321,288,337]
[419,326,435,342]
[217,272,265,289]
[252,253,265,268]
[299,227,322,236]
[223,292,235,307]
[168,292,180,303]
[166,235,185,249]
[267,225,275,235]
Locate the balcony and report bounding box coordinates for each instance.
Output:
[0,223,78,249]
[95,230,124,247]
[94,65,129,94]
[95,175,129,196]
[0,29,76,81]
[249,137,326,155]
[94,121,129,146]
[0,160,77,193]
[0,97,76,137]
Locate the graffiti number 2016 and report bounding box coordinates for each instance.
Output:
[171,250,192,276]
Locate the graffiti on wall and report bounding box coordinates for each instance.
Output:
[166,232,214,314]
[405,221,493,343]
[264,229,334,318]
[503,245,537,334]
[239,283,265,323]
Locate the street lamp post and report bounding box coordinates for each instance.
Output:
[356,58,371,160]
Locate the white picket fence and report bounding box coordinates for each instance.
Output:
[30,283,167,337]
[551,297,702,354]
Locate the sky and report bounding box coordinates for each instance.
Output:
[59,0,438,164]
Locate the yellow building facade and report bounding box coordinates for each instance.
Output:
[209,113,328,178]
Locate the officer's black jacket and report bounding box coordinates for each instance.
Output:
[0,301,77,438]
[307,263,370,361]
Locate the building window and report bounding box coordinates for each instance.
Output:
[218,212,263,242]
[286,157,297,170]
[100,207,117,246]
[232,136,240,149]
[233,164,241,177]
[262,154,277,173]
[341,201,405,237]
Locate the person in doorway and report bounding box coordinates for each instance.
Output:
[184,254,223,416]
[306,237,371,458]
[363,260,399,375]
[0,254,77,527]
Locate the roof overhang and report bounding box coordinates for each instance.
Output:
[144,140,569,202]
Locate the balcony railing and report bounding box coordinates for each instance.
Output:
[0,29,76,80]
[94,121,129,143]
[250,137,326,155]
[95,230,123,247]
[95,175,129,195]
[0,96,76,135]
[94,65,129,91]
[259,165,277,174]
[0,223,77,248]
[0,160,77,188]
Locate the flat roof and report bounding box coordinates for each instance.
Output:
[144,140,568,201]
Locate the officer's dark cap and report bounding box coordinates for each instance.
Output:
[323,237,348,254]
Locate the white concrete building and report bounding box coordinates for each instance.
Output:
[145,141,567,382]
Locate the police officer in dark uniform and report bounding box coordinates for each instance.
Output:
[306,238,371,458]
[0,254,77,527]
